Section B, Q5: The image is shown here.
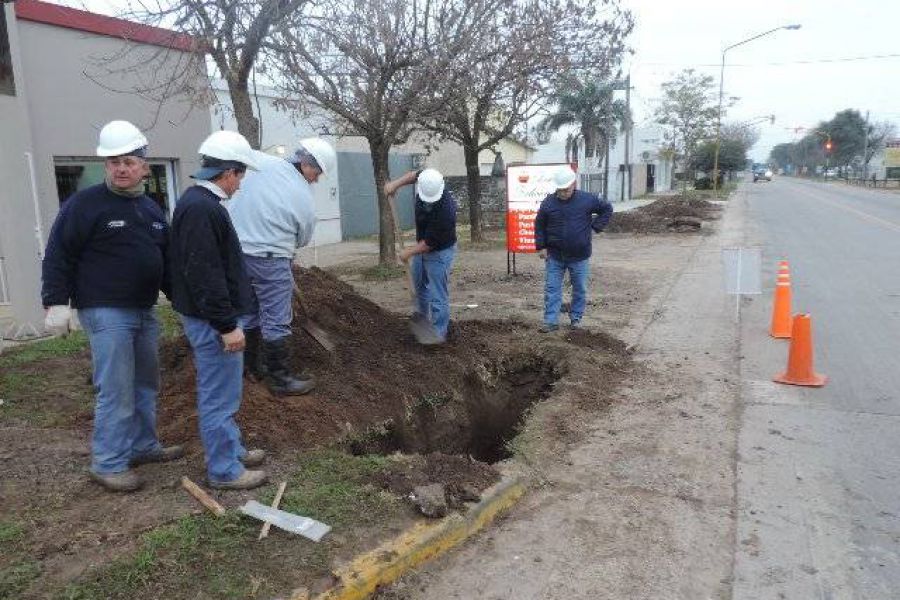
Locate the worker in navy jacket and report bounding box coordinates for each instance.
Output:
[385,168,458,343]
[534,165,613,332]
[41,120,183,493]
[169,130,267,491]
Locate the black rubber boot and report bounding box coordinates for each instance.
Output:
[263,337,316,396]
[244,328,266,381]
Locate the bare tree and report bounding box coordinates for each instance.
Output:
[272,0,502,264]
[420,0,633,242]
[654,69,721,185]
[114,0,311,148]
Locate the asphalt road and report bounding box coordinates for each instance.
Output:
[735,177,900,599]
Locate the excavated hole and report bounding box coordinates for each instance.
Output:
[345,355,561,463]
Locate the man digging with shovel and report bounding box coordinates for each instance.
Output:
[227,138,336,395]
[384,168,458,345]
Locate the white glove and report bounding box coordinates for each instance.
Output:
[44,305,73,337]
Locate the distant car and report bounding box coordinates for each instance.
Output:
[824,168,837,179]
[752,164,772,182]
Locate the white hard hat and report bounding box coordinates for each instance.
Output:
[96,120,148,157]
[553,165,577,189]
[193,130,260,179]
[297,137,336,175]
[416,168,445,203]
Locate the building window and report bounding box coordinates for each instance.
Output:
[54,159,177,217]
[0,5,15,96]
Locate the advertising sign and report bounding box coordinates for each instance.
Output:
[506,163,567,253]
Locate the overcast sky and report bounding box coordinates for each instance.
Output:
[72,0,899,162]
[622,0,900,161]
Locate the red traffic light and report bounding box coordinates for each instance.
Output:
[824,139,833,152]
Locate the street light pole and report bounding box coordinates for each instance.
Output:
[712,24,801,196]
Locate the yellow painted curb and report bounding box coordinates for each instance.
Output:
[302,476,525,600]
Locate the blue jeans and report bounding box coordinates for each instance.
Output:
[411,245,456,339]
[79,307,162,474]
[543,256,590,326]
[180,314,247,483]
[242,255,293,341]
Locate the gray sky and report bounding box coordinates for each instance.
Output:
[72,0,900,162]
[623,0,900,161]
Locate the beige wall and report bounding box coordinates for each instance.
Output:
[335,132,534,177]
[0,4,42,334]
[0,15,211,335]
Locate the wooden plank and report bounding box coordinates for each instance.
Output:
[181,476,226,517]
[258,481,288,540]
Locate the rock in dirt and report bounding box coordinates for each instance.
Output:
[412,483,449,518]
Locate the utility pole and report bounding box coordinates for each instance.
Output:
[862,110,870,181]
[622,73,632,203]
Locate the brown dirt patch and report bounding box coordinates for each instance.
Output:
[1,266,631,599]
[606,196,722,234]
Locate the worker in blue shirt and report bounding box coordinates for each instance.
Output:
[534,165,613,332]
[41,120,183,492]
[169,130,267,491]
[227,138,336,395]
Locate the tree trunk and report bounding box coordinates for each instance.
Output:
[368,141,397,265]
[463,143,484,243]
[228,81,261,150]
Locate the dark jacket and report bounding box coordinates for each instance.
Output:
[534,189,613,261]
[41,183,169,309]
[415,190,457,252]
[169,186,252,333]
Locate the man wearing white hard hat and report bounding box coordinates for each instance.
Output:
[169,130,268,490]
[534,165,613,332]
[41,120,183,492]
[384,168,458,342]
[228,138,336,395]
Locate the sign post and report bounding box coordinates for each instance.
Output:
[506,163,567,275]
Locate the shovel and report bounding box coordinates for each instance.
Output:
[388,196,443,345]
[292,282,336,352]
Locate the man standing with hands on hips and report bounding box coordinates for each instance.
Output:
[169,130,267,490]
[534,165,612,332]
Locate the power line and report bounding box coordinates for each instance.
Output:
[633,52,900,68]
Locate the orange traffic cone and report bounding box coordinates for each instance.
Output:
[769,273,792,338]
[773,313,827,387]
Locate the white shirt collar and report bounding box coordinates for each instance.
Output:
[195,179,229,199]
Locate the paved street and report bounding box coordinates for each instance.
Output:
[735,177,900,598]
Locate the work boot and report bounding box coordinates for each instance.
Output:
[90,469,143,492]
[263,337,316,396]
[130,445,185,467]
[539,323,559,333]
[209,469,267,490]
[244,328,266,381]
[241,449,266,468]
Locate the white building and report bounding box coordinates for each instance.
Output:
[210,80,343,245]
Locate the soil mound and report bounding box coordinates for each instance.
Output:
[156,268,584,469]
[606,196,721,234]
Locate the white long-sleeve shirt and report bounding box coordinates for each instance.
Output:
[227,151,317,258]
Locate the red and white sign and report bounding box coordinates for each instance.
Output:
[506,163,567,253]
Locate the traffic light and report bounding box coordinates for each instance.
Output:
[824,137,833,154]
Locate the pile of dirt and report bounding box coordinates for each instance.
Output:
[606,196,721,234]
[156,268,625,495]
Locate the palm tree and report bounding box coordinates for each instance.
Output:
[539,79,631,195]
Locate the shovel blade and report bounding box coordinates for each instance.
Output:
[409,313,444,345]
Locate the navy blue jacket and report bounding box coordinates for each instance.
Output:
[534,189,613,261]
[41,183,169,309]
[169,186,252,334]
[415,190,457,252]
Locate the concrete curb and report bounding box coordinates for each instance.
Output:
[301,476,526,600]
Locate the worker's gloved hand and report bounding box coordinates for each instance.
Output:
[44,305,73,337]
